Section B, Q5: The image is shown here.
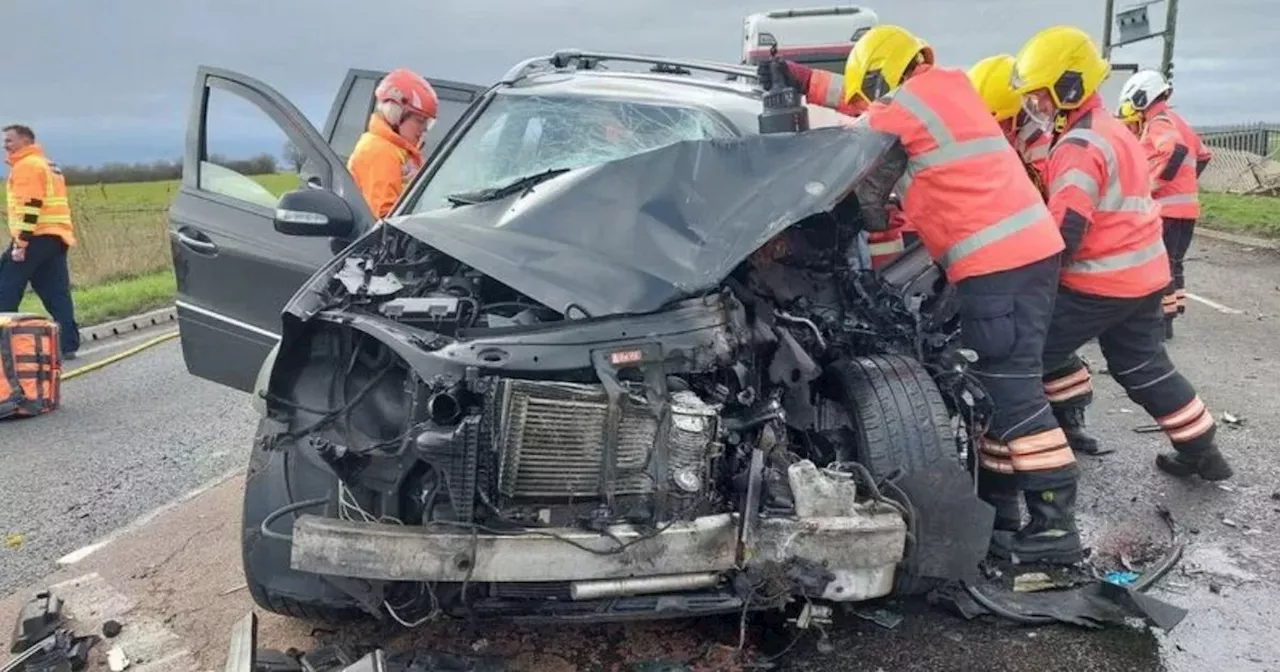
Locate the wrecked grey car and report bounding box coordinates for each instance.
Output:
[170,51,990,626]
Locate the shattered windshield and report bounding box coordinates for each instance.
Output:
[410,92,737,214]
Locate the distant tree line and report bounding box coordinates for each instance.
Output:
[58,153,281,186]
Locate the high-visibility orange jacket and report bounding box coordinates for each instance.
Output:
[1045,93,1170,298]
[5,145,74,249]
[789,62,907,270]
[858,64,1064,283]
[347,114,424,219]
[1140,100,1210,220]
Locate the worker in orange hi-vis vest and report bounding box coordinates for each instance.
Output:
[1118,69,1213,340]
[1009,29,1233,558]
[1,124,80,359]
[348,68,438,219]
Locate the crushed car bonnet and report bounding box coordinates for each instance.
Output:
[390,125,908,317]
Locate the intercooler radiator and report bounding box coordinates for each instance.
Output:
[486,379,718,511]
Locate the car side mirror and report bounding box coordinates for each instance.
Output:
[273,188,355,238]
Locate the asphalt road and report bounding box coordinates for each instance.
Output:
[0,327,257,596]
[1,233,1278,671]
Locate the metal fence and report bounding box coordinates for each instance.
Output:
[1193,122,1280,194]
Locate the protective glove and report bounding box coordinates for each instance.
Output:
[756,58,775,92]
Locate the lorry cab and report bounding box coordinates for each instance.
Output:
[742,5,879,74]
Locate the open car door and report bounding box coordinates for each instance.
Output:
[168,66,376,393]
[321,68,486,165]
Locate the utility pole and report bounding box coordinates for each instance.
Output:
[1102,0,1116,59]
[1160,0,1178,81]
[1101,0,1179,82]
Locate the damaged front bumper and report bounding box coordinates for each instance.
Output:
[290,461,907,606]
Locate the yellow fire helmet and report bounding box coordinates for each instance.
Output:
[968,54,1022,122]
[843,24,935,105]
[1010,25,1111,110]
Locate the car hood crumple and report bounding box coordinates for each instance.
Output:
[391,125,908,317]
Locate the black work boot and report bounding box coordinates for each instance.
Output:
[989,484,1085,566]
[978,472,1022,532]
[1053,406,1110,456]
[1156,444,1234,481]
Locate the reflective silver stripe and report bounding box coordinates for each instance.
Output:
[1024,144,1050,161]
[1158,193,1197,205]
[1058,128,1157,214]
[897,136,1010,196]
[938,204,1048,270]
[823,77,844,108]
[1066,237,1166,274]
[869,240,905,255]
[1050,169,1101,205]
[894,87,954,144]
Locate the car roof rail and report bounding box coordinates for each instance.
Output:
[500,49,758,84]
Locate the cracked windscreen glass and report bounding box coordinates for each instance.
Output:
[409,92,737,214]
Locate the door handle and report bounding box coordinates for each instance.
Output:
[176,228,218,254]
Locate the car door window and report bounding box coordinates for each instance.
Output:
[410,93,736,214]
[199,88,301,210]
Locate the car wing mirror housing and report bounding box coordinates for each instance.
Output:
[273,188,356,238]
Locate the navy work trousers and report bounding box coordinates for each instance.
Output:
[0,235,80,356]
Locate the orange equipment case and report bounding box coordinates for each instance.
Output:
[0,313,63,419]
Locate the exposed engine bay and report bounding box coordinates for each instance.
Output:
[256,127,994,625]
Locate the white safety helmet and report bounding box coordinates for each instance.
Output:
[1118,69,1171,112]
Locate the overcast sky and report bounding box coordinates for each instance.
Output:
[2,0,1273,167]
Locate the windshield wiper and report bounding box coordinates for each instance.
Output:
[446,167,572,206]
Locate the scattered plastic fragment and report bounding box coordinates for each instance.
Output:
[1221,412,1244,426]
[1013,572,1059,593]
[4,533,24,550]
[852,607,903,630]
[1104,571,1140,586]
[1222,518,1239,528]
[107,645,130,671]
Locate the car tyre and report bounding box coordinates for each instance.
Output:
[241,417,368,624]
[824,354,957,596]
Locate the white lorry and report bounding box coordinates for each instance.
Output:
[742,5,879,74]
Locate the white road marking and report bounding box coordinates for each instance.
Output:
[56,467,244,566]
[1186,292,1244,315]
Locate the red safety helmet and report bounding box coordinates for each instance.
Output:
[375,68,439,123]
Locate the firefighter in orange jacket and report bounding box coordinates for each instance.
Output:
[1009,28,1233,521]
[779,25,1079,563]
[1,124,80,358]
[348,68,439,219]
[1118,70,1212,339]
[763,60,910,270]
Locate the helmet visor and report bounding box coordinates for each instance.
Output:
[1021,89,1056,130]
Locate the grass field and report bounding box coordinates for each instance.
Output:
[2,172,298,325]
[1200,192,1280,238]
[2,168,1279,327]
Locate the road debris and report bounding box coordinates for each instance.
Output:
[4,534,23,551]
[3,591,99,672]
[851,607,904,630]
[101,620,123,638]
[1221,412,1245,427]
[1012,573,1060,593]
[1103,571,1139,587]
[9,592,62,653]
[106,645,130,671]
